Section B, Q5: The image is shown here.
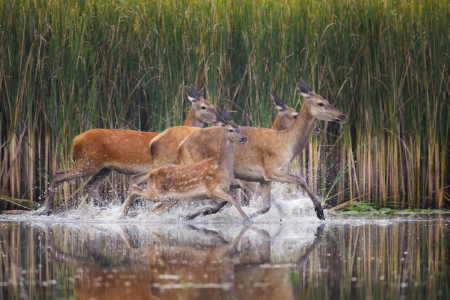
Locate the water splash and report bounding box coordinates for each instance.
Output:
[0,182,407,226]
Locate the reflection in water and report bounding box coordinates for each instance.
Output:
[0,216,449,299]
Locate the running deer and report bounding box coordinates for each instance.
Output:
[36,85,217,215]
[271,91,320,134]
[237,91,320,194]
[128,86,217,187]
[129,91,318,188]
[120,110,249,220]
[178,79,347,220]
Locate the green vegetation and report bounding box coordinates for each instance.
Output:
[331,200,450,216]
[0,0,449,210]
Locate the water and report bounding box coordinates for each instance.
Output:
[0,210,449,299]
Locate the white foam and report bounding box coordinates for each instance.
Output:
[0,183,402,227]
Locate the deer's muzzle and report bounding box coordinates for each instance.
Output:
[336,114,347,123]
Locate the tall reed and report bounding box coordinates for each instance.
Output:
[1,0,449,209]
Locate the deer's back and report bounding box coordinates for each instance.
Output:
[73,129,159,172]
[150,126,200,169]
[178,126,290,181]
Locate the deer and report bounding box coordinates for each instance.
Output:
[127,87,222,188]
[129,90,319,190]
[237,91,320,195]
[271,91,319,134]
[35,85,217,215]
[178,78,347,221]
[120,109,250,221]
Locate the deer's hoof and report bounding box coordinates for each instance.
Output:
[96,200,109,207]
[183,213,198,221]
[243,218,252,226]
[31,208,52,216]
[315,205,325,221]
[100,203,113,211]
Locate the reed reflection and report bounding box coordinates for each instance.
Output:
[0,217,448,300]
[0,222,322,299]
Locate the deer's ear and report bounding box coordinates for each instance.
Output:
[190,84,204,99]
[296,78,314,99]
[215,111,226,126]
[184,86,197,102]
[222,109,233,122]
[271,91,286,111]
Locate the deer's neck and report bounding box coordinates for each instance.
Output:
[270,115,282,130]
[216,133,235,178]
[183,108,204,127]
[270,113,290,131]
[282,105,317,158]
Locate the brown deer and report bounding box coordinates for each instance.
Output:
[129,91,318,189]
[271,91,319,135]
[178,78,347,221]
[237,91,320,194]
[36,85,217,215]
[120,109,249,221]
[128,87,220,187]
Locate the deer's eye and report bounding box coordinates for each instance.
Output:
[318,103,325,107]
[201,106,206,110]
[229,129,234,132]
[293,115,298,119]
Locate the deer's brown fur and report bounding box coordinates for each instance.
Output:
[179,79,347,220]
[129,86,216,187]
[130,90,317,190]
[38,85,216,215]
[121,110,249,220]
[237,91,320,194]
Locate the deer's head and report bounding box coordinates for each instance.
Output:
[271,91,321,135]
[216,109,248,144]
[271,91,298,126]
[185,84,218,124]
[296,78,347,123]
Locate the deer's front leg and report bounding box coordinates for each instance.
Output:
[129,170,151,187]
[209,188,249,221]
[267,172,325,221]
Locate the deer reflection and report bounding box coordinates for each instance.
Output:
[45,224,324,300]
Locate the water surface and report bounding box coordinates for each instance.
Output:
[0,214,449,299]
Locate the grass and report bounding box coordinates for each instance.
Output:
[0,0,449,210]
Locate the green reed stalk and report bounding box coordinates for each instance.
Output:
[0,0,449,210]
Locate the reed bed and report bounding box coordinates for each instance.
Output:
[0,0,449,210]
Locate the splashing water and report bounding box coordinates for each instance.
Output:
[0,182,398,226]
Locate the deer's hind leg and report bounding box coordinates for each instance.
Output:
[121,186,146,218]
[151,200,179,215]
[129,166,155,188]
[184,201,229,220]
[248,181,271,218]
[121,185,160,218]
[84,167,112,206]
[37,161,100,215]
